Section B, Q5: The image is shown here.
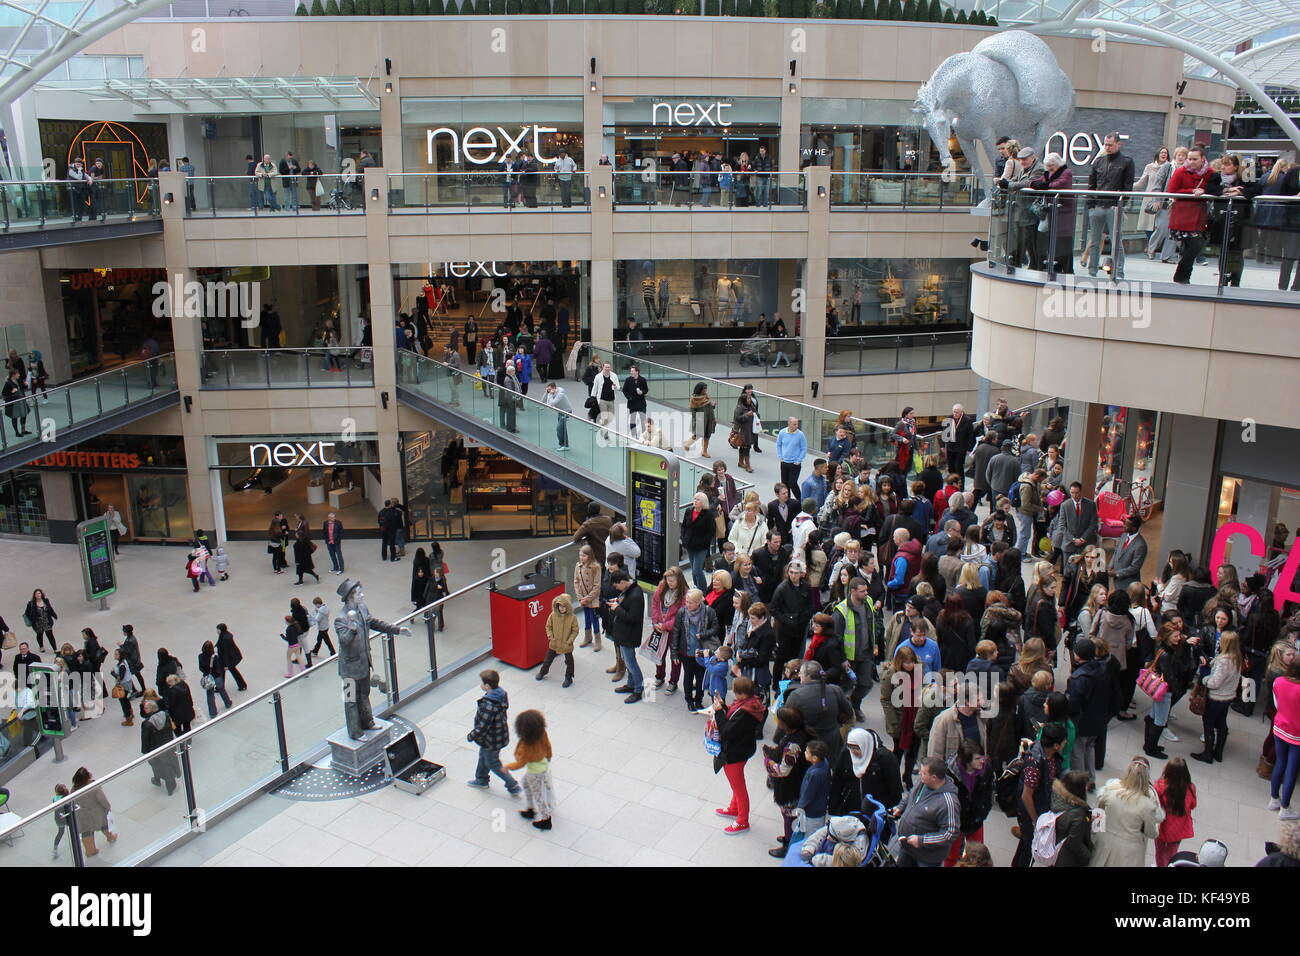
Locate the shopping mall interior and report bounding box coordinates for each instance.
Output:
[0,4,1297,883]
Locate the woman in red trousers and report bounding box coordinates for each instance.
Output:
[712,677,767,835]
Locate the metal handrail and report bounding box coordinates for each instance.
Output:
[398,350,754,492]
[0,353,172,417]
[1015,187,1300,201]
[595,342,899,437]
[916,394,1065,441]
[4,536,578,843]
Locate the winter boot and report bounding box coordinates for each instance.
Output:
[593,630,603,652]
[1142,716,1168,760]
[1191,729,1216,764]
[578,629,593,648]
[1213,728,1228,762]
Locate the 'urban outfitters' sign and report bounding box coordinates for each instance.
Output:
[651,101,733,127]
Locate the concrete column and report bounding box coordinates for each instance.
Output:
[380,73,402,171]
[41,471,79,544]
[167,116,193,169]
[1157,414,1220,563]
[1061,399,1095,491]
[363,167,403,503]
[779,69,801,180]
[6,97,43,176]
[158,169,215,534]
[801,164,829,405]
[589,164,614,351]
[0,250,70,381]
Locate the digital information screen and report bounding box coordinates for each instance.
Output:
[632,473,667,587]
[77,517,117,601]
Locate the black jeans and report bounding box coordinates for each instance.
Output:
[312,630,336,657]
[1202,697,1231,747]
[1174,233,1204,283]
[539,649,574,679]
[382,530,399,561]
[226,664,248,691]
[680,655,706,709]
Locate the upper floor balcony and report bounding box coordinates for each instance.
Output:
[969,186,1300,429]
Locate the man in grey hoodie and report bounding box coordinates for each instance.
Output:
[890,756,960,867]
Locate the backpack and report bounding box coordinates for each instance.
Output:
[1031,810,1068,866]
[1010,480,1023,508]
[995,746,1043,816]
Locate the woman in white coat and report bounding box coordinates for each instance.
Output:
[1135,147,1173,239]
[727,498,768,558]
[1089,755,1165,867]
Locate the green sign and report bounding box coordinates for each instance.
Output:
[77,516,117,601]
[24,663,68,738]
[626,449,679,592]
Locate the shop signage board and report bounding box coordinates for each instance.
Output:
[651,101,733,128]
[76,516,116,606]
[426,125,559,166]
[626,449,679,591]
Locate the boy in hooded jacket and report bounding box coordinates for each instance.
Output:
[466,669,522,794]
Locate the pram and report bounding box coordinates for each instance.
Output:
[780,794,897,867]
[737,336,770,367]
[325,182,353,211]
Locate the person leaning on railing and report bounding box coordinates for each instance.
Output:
[1251,158,1300,291]
[1029,153,1075,275]
[1166,146,1217,285]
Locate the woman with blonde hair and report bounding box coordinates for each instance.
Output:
[1149,145,1189,261]
[1192,630,1244,764]
[1075,583,1108,649]
[955,560,987,621]
[1252,157,1300,290]
[727,498,768,557]
[1009,637,1052,693]
[1089,755,1164,866]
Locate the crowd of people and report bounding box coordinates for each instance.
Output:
[993,132,1300,289]
[507,396,1300,866]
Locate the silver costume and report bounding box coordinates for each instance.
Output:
[333,578,407,739]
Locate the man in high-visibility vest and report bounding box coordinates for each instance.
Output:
[833,577,881,722]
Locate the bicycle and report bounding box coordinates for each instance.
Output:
[1111,476,1155,522]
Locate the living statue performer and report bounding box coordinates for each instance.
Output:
[914,30,1075,201]
[334,577,409,739]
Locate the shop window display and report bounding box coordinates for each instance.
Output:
[825,258,971,332]
[615,259,800,331]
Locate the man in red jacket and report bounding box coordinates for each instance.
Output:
[1166,146,1214,284]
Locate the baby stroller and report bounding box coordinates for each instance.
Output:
[781,795,897,867]
[737,336,769,367]
[324,182,352,211]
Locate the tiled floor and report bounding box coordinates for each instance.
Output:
[176,629,1285,869]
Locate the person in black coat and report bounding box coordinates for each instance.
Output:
[155,647,181,695]
[769,564,813,687]
[734,606,776,696]
[682,494,719,591]
[943,405,975,486]
[140,699,180,795]
[750,532,790,604]
[293,530,319,585]
[608,572,646,702]
[163,674,196,735]
[711,677,767,832]
[829,727,902,815]
[1065,639,1112,785]
[621,364,650,434]
[215,624,247,692]
[947,740,994,861]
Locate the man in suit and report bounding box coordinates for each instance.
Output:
[1054,481,1099,562]
[1111,514,1149,591]
[378,500,400,563]
[323,511,345,575]
[766,483,796,540]
[942,404,975,489]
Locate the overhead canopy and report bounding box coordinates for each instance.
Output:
[34,74,381,112]
[981,0,1300,88]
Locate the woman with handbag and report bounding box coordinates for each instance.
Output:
[1135,147,1172,244]
[1140,624,1191,759]
[1191,630,1243,765]
[292,528,319,585]
[197,639,232,718]
[1147,146,1187,260]
[682,382,717,458]
[109,649,135,726]
[303,160,323,212]
[732,386,757,473]
[267,512,289,574]
[23,588,57,652]
[1030,153,1075,274]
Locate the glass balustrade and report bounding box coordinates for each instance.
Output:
[824,331,971,375]
[610,171,805,209]
[619,336,803,377]
[828,172,977,209]
[0,355,176,458]
[987,187,1300,296]
[0,537,577,867]
[200,349,374,388]
[388,172,591,211]
[0,178,160,231]
[188,174,364,216]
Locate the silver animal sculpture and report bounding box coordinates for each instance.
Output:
[914,30,1075,196]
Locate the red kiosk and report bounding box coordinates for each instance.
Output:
[489,575,561,669]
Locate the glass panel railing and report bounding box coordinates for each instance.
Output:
[604,346,902,470]
[828,172,977,210]
[393,350,737,506]
[611,171,805,209]
[388,172,591,211]
[0,536,582,866]
[189,174,364,216]
[199,349,374,389]
[823,330,972,376]
[620,336,803,377]
[987,186,1300,296]
[0,355,175,458]
[0,178,160,231]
